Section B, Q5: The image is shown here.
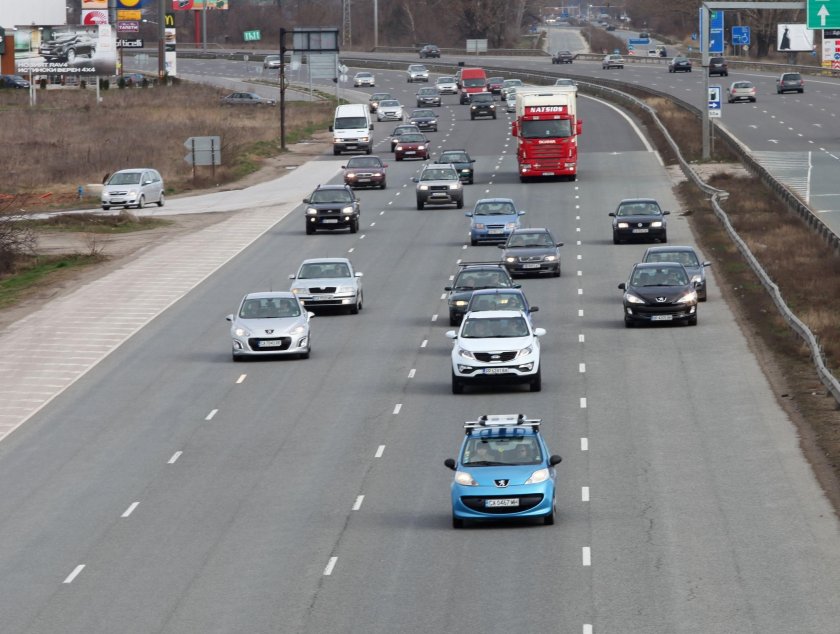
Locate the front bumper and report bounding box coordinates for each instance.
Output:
[418,191,462,206]
[471,228,512,243]
[232,333,309,357]
[613,227,666,242]
[504,260,560,275]
[451,481,554,520]
[519,160,577,177]
[308,214,358,229]
[452,358,540,383]
[297,293,358,308]
[624,304,697,325]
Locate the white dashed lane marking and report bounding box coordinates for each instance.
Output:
[582,547,591,567]
[168,451,182,464]
[205,409,218,421]
[323,556,338,576]
[352,495,364,511]
[63,564,85,584]
[121,502,140,518]
[375,445,386,458]
[581,438,589,451]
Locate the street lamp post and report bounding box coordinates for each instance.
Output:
[158,0,165,81]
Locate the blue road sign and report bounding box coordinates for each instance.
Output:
[700,8,725,53]
[732,25,750,46]
[629,38,650,45]
[708,85,722,118]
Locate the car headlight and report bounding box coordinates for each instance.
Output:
[457,347,476,360]
[651,221,663,227]
[461,168,471,173]
[346,173,357,179]
[504,222,516,230]
[474,223,486,230]
[471,106,477,110]
[360,136,370,142]
[676,290,698,304]
[544,255,557,262]
[451,299,468,307]
[395,145,404,151]
[525,468,550,484]
[617,222,629,228]
[504,256,516,263]
[624,292,645,305]
[489,105,496,109]
[418,145,426,150]
[454,471,478,486]
[514,345,534,359]
[337,285,355,293]
[449,183,461,190]
[419,184,429,190]
[289,324,307,336]
[342,206,354,214]
[306,207,318,215]
[234,327,251,337]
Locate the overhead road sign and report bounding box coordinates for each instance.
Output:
[732,25,750,45]
[809,0,840,28]
[628,38,650,45]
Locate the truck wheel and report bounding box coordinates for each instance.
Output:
[306,224,315,235]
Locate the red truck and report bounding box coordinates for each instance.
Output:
[510,86,582,181]
[457,67,488,104]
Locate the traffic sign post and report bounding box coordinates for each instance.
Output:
[732,25,751,45]
[708,86,722,118]
[808,0,840,28]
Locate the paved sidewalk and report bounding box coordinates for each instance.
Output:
[0,160,341,442]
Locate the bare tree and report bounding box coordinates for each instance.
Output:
[0,201,36,274]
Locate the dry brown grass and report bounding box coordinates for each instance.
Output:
[0,83,334,201]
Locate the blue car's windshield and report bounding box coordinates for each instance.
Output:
[463,437,542,466]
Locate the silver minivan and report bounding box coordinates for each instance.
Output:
[101,168,165,210]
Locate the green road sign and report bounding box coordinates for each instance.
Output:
[809,0,840,29]
[243,30,261,42]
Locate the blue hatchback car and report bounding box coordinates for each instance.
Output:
[444,414,562,528]
[466,198,525,246]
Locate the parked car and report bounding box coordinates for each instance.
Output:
[642,245,711,301]
[302,184,361,234]
[407,64,430,82]
[415,87,442,107]
[353,71,375,87]
[389,124,422,151]
[368,92,392,113]
[486,76,505,94]
[465,198,525,245]
[498,228,563,276]
[668,56,692,72]
[618,262,698,327]
[444,262,519,325]
[221,92,276,106]
[436,76,458,94]
[727,80,757,103]
[0,74,30,88]
[414,163,464,210]
[394,133,429,161]
[776,72,804,94]
[708,56,728,76]
[342,155,387,189]
[444,414,562,526]
[263,54,281,69]
[552,50,574,64]
[419,44,441,58]
[610,198,669,244]
[289,258,363,314]
[408,108,439,131]
[602,54,625,69]
[434,149,475,184]
[101,168,165,210]
[376,99,404,122]
[226,292,312,361]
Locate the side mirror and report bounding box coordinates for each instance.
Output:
[557,242,564,247]
[497,244,505,249]
[530,306,539,312]
[663,210,671,215]
[465,212,473,217]
[534,327,547,337]
[513,283,521,289]
[618,282,626,290]
[470,159,476,163]
[355,272,363,277]
[444,458,457,470]
[608,212,616,217]
[703,261,712,267]
[303,198,310,204]
[445,330,458,339]
[307,312,315,318]
[444,286,453,291]
[225,314,234,322]
[518,210,526,215]
[341,165,347,169]
[549,455,562,466]
[289,274,296,279]
[412,177,419,183]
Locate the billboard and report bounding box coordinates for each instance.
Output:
[171,1,230,9]
[14,25,116,76]
[777,24,814,52]
[81,10,110,25]
[0,0,66,28]
[82,0,109,8]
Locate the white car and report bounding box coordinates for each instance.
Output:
[376,99,404,121]
[407,64,429,83]
[227,292,312,361]
[263,55,281,69]
[436,76,458,94]
[446,310,545,393]
[505,88,517,113]
[101,168,165,210]
[353,71,375,87]
[289,257,364,314]
[602,54,625,69]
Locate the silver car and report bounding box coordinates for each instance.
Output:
[101,168,164,210]
[376,100,404,121]
[221,91,276,106]
[407,64,429,83]
[289,258,364,314]
[505,89,517,113]
[227,292,313,361]
[436,76,458,94]
[642,245,712,301]
[353,71,375,87]
[413,163,464,209]
[263,55,281,69]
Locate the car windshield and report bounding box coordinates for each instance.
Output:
[520,119,572,139]
[410,66,427,72]
[473,201,516,216]
[108,172,142,185]
[437,77,455,83]
[412,110,434,117]
[418,89,436,95]
[462,437,542,466]
[371,93,391,100]
[240,297,301,319]
[421,169,457,181]
[298,262,351,279]
[356,73,372,78]
[440,153,468,163]
[400,134,425,143]
[469,293,525,312]
[453,270,512,290]
[335,116,368,129]
[631,266,689,287]
[488,77,503,83]
[309,189,353,204]
[463,78,486,87]
[471,95,493,103]
[617,202,661,216]
[504,80,522,87]
[347,157,382,168]
[462,316,530,338]
[394,127,417,135]
[507,232,554,248]
[645,251,699,267]
[380,100,400,107]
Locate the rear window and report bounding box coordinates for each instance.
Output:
[783,73,801,80]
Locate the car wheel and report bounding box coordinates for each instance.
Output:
[544,498,556,525]
[660,232,667,243]
[350,297,360,314]
[492,114,497,119]
[468,177,474,185]
[232,352,243,362]
[452,515,464,529]
[451,373,464,394]
[456,198,464,209]
[306,223,315,235]
[350,219,359,234]
[157,192,165,207]
[553,267,561,278]
[102,205,110,211]
[396,155,402,161]
[470,238,478,246]
[136,195,145,209]
[417,200,424,210]
[449,313,459,327]
[470,115,475,120]
[333,147,341,155]
[613,233,620,245]
[380,181,387,190]
[689,315,698,326]
[530,369,542,392]
[750,98,756,103]
[624,318,634,328]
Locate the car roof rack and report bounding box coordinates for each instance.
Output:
[456,261,507,268]
[464,414,541,434]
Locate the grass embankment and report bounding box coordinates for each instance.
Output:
[0,254,105,309]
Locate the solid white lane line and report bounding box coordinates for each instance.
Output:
[581,487,590,502]
[205,409,218,421]
[352,495,365,511]
[582,547,591,566]
[324,556,338,576]
[581,437,589,451]
[580,397,587,409]
[168,451,182,464]
[236,374,246,384]
[393,404,402,415]
[63,564,85,584]
[122,502,140,518]
[578,309,584,317]
[584,625,593,634]
[375,445,385,458]
[578,334,585,343]
[579,363,586,373]
[408,369,416,378]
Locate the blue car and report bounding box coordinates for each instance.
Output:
[444,414,562,528]
[465,198,525,246]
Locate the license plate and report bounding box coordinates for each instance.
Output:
[651,314,673,321]
[632,228,649,233]
[357,178,371,183]
[543,172,555,176]
[483,368,511,375]
[523,263,541,269]
[405,151,416,155]
[258,340,285,348]
[322,219,339,224]
[486,498,519,508]
[313,295,333,300]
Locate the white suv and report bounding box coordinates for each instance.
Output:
[446,310,545,393]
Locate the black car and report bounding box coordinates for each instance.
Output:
[708,56,728,76]
[610,198,670,244]
[486,76,504,94]
[618,262,698,327]
[668,56,692,72]
[445,263,520,325]
[302,184,361,234]
[498,228,563,277]
[552,50,574,64]
[419,44,441,58]
[434,149,475,184]
[408,108,439,131]
[39,32,96,63]
[469,92,497,120]
[0,74,30,89]
[415,87,442,107]
[642,245,711,301]
[389,124,422,151]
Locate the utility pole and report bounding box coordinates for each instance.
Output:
[158,0,165,81]
[280,28,287,150]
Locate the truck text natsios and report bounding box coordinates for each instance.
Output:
[510,87,581,181]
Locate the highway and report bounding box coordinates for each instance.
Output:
[0,63,839,633]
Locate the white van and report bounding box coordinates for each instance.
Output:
[330,104,373,155]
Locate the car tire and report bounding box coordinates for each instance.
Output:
[102,205,110,211]
[136,195,145,209]
[624,318,634,328]
[451,373,464,395]
[396,155,402,161]
[470,238,478,246]
[157,192,165,207]
[553,267,561,278]
[449,313,459,327]
[350,218,359,234]
[544,498,556,525]
[468,177,474,185]
[366,146,372,155]
[689,315,698,326]
[456,198,464,209]
[613,233,620,245]
[350,297,360,314]
[333,147,341,155]
[417,200,424,210]
[492,114,497,119]
[232,352,244,362]
[306,223,315,235]
[470,114,475,120]
[530,369,542,392]
[452,515,464,529]
[381,181,387,190]
[661,232,668,243]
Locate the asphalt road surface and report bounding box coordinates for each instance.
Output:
[1,67,839,634]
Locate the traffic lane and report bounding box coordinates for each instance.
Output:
[546,24,589,54]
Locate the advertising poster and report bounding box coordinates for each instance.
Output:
[81,9,109,25]
[15,24,117,77]
[81,0,108,8]
[172,0,229,9]
[165,26,177,77]
[777,24,814,52]
[117,0,147,8]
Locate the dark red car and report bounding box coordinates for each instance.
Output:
[394,133,429,161]
[486,76,504,95]
[343,155,388,189]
